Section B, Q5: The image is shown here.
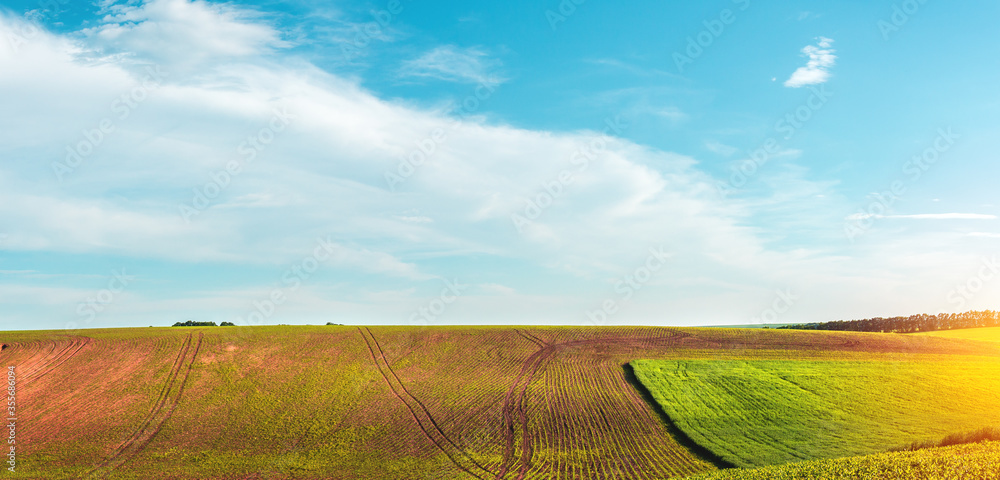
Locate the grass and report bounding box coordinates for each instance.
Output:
[912,326,1000,342]
[631,358,1000,468]
[683,440,1000,480]
[3,325,1000,479]
[892,426,1000,452]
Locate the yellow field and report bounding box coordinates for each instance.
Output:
[4,325,999,479]
[912,326,1000,343]
[684,440,1000,480]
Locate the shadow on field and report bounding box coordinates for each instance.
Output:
[621,363,735,469]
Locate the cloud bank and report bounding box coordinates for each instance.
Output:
[0,3,995,328]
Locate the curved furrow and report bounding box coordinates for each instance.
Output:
[27,337,94,382]
[9,339,59,377]
[80,333,202,480]
[512,344,556,480]
[359,327,490,480]
[495,331,549,479]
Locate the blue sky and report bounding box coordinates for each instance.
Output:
[1,0,999,330]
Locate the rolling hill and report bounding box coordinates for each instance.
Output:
[631,358,1000,468]
[3,325,998,479]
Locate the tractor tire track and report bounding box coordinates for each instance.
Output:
[497,329,694,479]
[365,328,491,473]
[516,330,548,348]
[495,336,544,479]
[496,330,558,480]
[513,343,556,480]
[358,327,490,480]
[80,333,202,480]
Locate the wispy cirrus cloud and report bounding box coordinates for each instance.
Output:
[846,213,997,220]
[784,37,836,88]
[83,0,290,71]
[1,1,997,329]
[400,45,504,85]
[704,141,739,156]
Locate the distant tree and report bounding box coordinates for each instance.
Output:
[326,322,344,326]
[171,320,218,327]
[778,310,999,334]
[220,321,236,326]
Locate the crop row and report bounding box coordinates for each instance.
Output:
[4,325,999,479]
[632,358,1000,469]
[684,440,1000,480]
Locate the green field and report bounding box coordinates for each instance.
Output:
[632,358,1000,468]
[684,440,1000,480]
[4,325,1000,479]
[914,326,1000,343]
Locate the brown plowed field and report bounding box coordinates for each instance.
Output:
[1,325,996,479]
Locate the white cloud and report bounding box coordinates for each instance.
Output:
[588,86,687,126]
[649,106,687,123]
[82,0,289,72]
[478,283,516,295]
[0,8,771,315]
[400,45,503,85]
[705,141,739,156]
[784,37,836,88]
[895,213,996,220]
[1,6,996,327]
[846,213,997,221]
[393,215,434,224]
[328,243,434,280]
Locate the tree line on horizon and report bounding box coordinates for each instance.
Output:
[777,310,1000,333]
[170,321,346,327]
[171,320,236,327]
